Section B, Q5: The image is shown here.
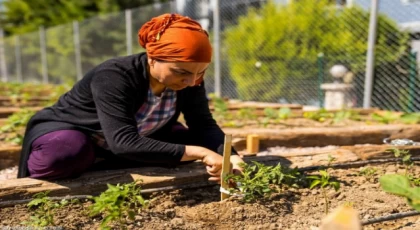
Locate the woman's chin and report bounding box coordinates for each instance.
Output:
[169,85,187,91]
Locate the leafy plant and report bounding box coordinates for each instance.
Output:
[224,162,306,202]
[380,174,420,211]
[371,111,400,124]
[278,107,292,120]
[22,191,72,227]
[358,167,378,182]
[303,109,334,122]
[387,148,413,175]
[400,112,420,124]
[307,170,340,214]
[88,181,149,230]
[263,108,277,119]
[408,175,420,187]
[0,109,36,145]
[208,93,229,121]
[333,110,361,124]
[237,108,257,120]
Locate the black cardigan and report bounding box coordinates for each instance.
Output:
[17,52,236,178]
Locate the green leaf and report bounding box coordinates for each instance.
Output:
[380,174,412,196]
[310,180,321,189]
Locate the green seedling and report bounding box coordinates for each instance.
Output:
[263,108,277,120]
[307,170,340,214]
[237,108,257,120]
[387,148,413,175]
[400,113,420,124]
[358,167,377,182]
[278,107,292,120]
[224,162,305,202]
[88,181,149,230]
[22,191,72,227]
[371,111,400,124]
[379,174,420,211]
[408,175,420,187]
[0,109,35,144]
[333,110,361,124]
[303,109,334,122]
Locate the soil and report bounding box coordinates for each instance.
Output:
[1,162,419,230]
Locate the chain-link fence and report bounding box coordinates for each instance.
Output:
[0,0,419,112]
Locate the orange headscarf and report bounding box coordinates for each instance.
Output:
[138,13,212,63]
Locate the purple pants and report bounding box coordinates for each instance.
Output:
[28,130,96,180]
[27,124,191,180]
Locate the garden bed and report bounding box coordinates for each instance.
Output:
[0,152,419,229]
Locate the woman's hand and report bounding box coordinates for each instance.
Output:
[183,146,223,182]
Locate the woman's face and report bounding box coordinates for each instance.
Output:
[148,58,209,91]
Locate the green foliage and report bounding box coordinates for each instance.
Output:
[88,181,149,230]
[0,0,168,35]
[237,108,257,120]
[387,148,413,175]
[224,162,306,202]
[0,109,36,145]
[358,167,378,182]
[22,191,75,227]
[303,109,334,122]
[208,93,229,121]
[379,174,420,211]
[333,110,361,124]
[224,0,409,102]
[371,111,400,124]
[400,113,420,124]
[307,170,340,214]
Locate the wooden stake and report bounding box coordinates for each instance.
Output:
[221,134,232,201]
[320,205,361,230]
[246,134,259,155]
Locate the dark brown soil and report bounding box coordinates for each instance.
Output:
[1,162,419,230]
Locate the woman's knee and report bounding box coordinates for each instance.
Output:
[28,130,95,179]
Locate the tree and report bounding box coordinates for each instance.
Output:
[0,0,168,35]
[224,0,409,102]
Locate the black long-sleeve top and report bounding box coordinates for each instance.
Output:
[17,52,236,178]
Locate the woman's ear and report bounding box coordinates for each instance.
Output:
[148,58,156,67]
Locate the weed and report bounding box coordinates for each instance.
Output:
[358,167,378,182]
[0,109,35,145]
[371,111,400,124]
[88,181,149,230]
[379,174,420,211]
[387,148,413,175]
[22,191,71,227]
[307,170,340,214]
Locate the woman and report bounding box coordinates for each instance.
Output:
[17,13,244,181]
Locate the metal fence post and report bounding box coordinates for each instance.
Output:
[15,36,23,83]
[318,52,325,108]
[126,9,133,56]
[0,29,8,82]
[363,0,379,109]
[39,26,49,83]
[213,0,221,97]
[408,51,417,112]
[73,21,83,81]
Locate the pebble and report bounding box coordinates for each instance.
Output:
[170,218,184,225]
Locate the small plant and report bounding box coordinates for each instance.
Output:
[387,148,413,175]
[379,174,420,211]
[0,109,36,145]
[400,112,420,124]
[278,107,292,120]
[237,108,257,120]
[408,175,420,187]
[333,110,361,124]
[371,111,400,124]
[88,181,149,230]
[307,170,341,214]
[224,162,306,202]
[263,108,277,120]
[358,167,378,182]
[22,191,70,227]
[303,109,334,122]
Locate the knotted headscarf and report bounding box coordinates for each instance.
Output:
[138,13,212,63]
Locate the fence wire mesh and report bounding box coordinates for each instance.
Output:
[0,0,419,112]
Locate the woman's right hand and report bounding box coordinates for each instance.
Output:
[183,146,223,182]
